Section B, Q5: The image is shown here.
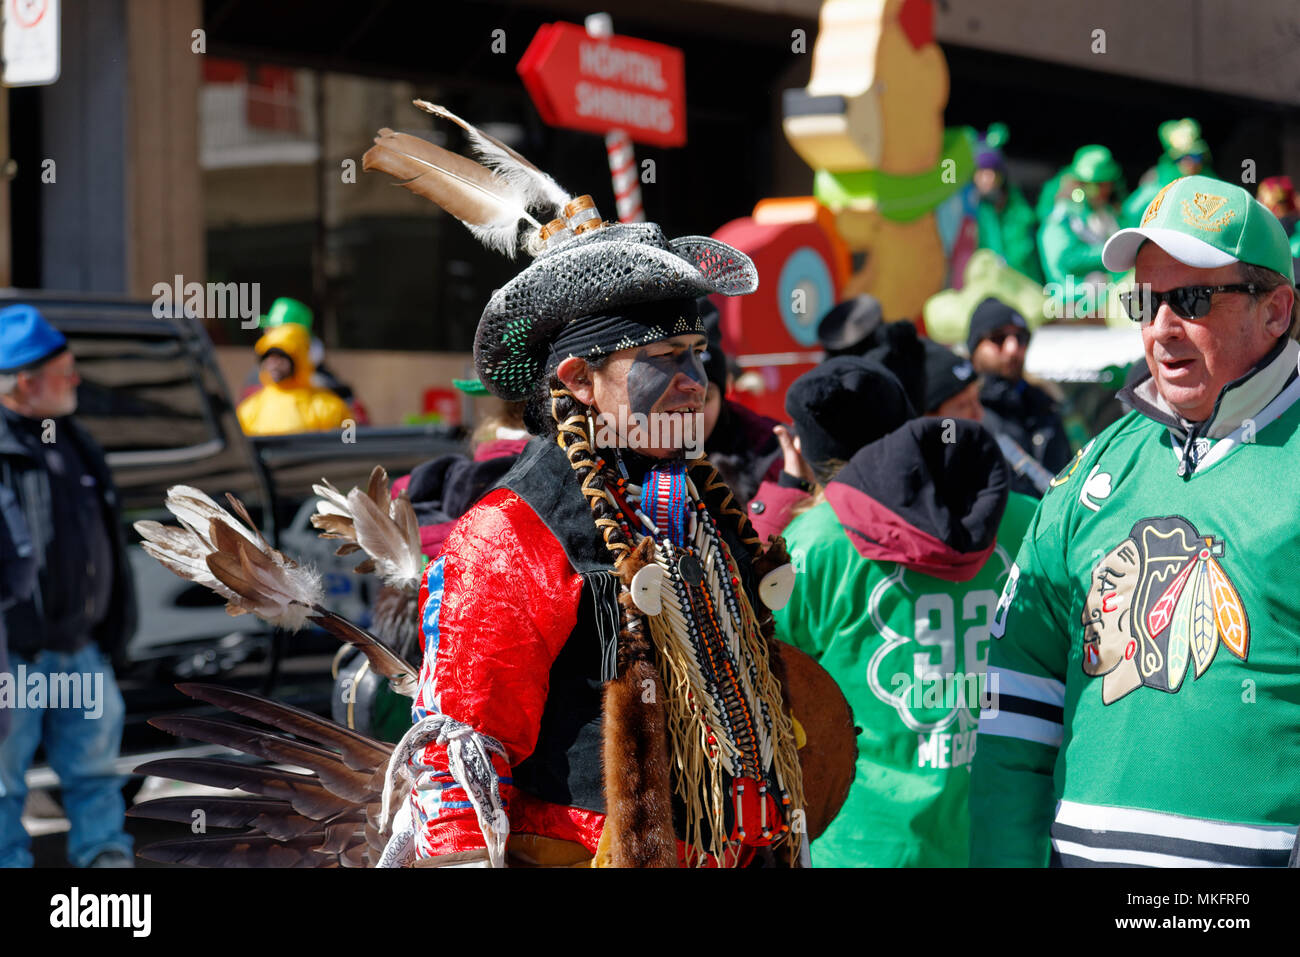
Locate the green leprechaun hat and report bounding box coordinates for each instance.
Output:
[259,297,314,330]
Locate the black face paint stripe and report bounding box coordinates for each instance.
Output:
[626,346,706,416]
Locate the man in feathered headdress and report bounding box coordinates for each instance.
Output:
[123,106,851,870]
[359,108,850,868]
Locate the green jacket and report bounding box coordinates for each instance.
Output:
[1120,156,1218,227]
[976,184,1042,283]
[971,339,1300,866]
[774,418,1038,867]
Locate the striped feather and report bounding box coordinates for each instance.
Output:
[1189,560,1218,678]
[1208,558,1249,659]
[1146,556,1196,637]
[1166,577,1192,692]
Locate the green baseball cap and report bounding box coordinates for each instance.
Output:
[259,297,314,330]
[1102,175,1296,285]
[1068,145,1121,184]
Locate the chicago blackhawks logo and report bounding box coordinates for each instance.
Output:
[1082,516,1249,704]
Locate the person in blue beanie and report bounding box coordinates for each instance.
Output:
[0,304,136,867]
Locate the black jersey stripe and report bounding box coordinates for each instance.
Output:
[991,692,1064,725]
[1050,847,1152,868]
[1051,822,1293,867]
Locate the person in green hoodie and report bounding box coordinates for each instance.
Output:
[1038,145,1125,317]
[973,124,1042,283]
[772,356,1037,866]
[1120,118,1212,228]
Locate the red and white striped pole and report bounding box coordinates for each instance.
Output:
[587,13,646,224]
[606,130,644,222]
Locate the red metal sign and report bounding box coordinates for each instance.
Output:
[517,22,686,148]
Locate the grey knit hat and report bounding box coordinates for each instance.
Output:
[473,222,759,400]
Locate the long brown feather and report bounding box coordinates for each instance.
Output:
[127,796,360,841]
[363,128,539,257]
[413,100,570,211]
[309,610,418,697]
[136,833,346,868]
[366,465,388,507]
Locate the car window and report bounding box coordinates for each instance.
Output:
[68,329,223,456]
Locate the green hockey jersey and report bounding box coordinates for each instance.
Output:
[971,340,1300,866]
[775,420,1038,867]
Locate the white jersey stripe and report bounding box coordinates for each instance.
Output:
[988,666,1066,707]
[1050,839,1245,869]
[978,709,1062,748]
[1056,799,1297,850]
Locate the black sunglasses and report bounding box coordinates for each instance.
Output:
[986,328,1030,347]
[1119,284,1260,322]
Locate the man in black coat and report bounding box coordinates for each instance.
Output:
[0,305,136,868]
[968,297,1073,496]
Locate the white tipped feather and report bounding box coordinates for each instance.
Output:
[135,521,239,602]
[412,99,571,212]
[165,485,261,547]
[137,487,324,631]
[312,480,352,518]
[311,467,423,593]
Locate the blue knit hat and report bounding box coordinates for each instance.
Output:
[0,304,67,374]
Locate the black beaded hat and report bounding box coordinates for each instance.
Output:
[475,223,757,400]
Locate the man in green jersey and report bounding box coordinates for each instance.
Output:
[971,175,1300,867]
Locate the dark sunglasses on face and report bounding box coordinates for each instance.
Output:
[987,328,1030,347]
[1119,283,1260,322]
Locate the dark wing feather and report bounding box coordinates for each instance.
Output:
[310,609,419,697]
[132,682,395,867]
[133,758,355,821]
[173,682,392,771]
[127,796,361,841]
[137,834,343,868]
[149,715,383,803]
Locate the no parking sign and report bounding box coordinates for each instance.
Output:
[3,0,60,87]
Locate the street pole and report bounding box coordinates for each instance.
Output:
[0,13,11,289]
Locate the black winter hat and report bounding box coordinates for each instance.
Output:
[817,295,884,356]
[966,297,1029,355]
[785,355,916,481]
[863,319,927,415]
[922,338,977,413]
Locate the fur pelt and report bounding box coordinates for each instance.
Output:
[601,538,676,867]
